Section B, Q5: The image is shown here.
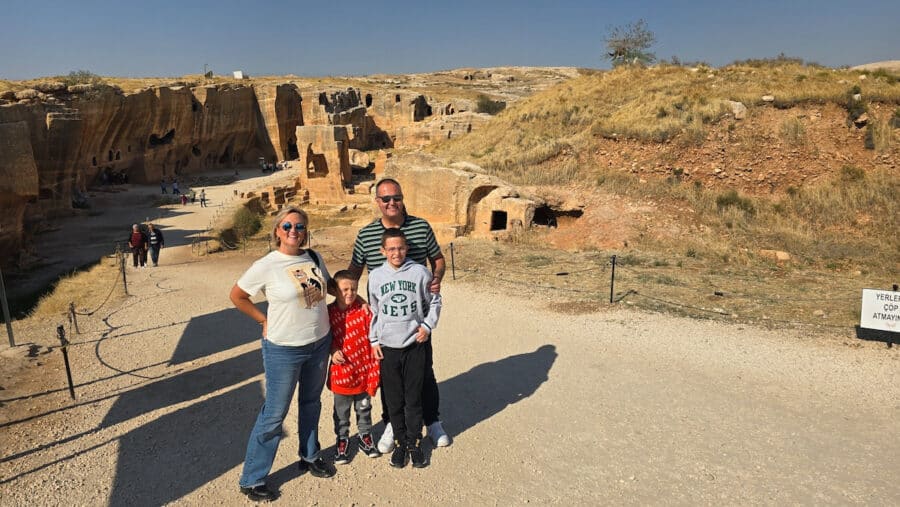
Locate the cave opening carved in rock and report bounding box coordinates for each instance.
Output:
[149,129,175,147]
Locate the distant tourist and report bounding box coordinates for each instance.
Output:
[172,179,180,195]
[147,223,165,267]
[199,189,207,207]
[229,207,336,502]
[189,189,196,204]
[127,224,148,269]
[160,178,167,194]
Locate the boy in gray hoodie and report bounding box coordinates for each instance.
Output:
[369,229,442,469]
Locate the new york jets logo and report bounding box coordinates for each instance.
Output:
[390,294,407,304]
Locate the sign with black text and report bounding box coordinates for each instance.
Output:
[860,289,900,333]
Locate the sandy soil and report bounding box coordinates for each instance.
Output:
[1,172,898,505]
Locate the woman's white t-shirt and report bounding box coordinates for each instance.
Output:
[237,250,331,346]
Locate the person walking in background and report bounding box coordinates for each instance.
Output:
[200,189,207,207]
[160,178,167,194]
[229,207,337,502]
[147,223,165,267]
[172,178,180,195]
[190,189,196,204]
[127,224,148,268]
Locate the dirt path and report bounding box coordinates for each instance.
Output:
[1,173,898,505]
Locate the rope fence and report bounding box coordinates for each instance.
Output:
[445,242,896,335]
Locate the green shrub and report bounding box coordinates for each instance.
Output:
[476,95,507,115]
[232,206,262,240]
[60,70,104,86]
[840,165,865,182]
[716,189,756,215]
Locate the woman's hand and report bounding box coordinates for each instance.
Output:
[331,349,346,364]
[230,284,268,338]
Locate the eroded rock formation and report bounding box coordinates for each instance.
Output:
[0,80,488,267]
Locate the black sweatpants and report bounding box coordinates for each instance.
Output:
[380,340,431,445]
[381,336,439,426]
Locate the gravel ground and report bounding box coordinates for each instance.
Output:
[1,174,898,506]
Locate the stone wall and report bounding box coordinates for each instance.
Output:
[384,156,539,245]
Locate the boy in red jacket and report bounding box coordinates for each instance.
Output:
[328,270,381,464]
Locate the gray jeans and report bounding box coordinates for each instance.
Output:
[332,392,373,438]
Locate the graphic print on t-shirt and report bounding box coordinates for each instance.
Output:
[285,263,325,308]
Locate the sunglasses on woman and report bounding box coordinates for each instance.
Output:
[280,222,307,232]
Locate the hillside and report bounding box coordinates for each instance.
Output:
[429,62,899,268]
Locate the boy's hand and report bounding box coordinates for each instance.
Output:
[331,350,345,364]
[415,326,430,343]
[372,344,383,360]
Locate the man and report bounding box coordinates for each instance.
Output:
[346,178,451,453]
[147,223,165,267]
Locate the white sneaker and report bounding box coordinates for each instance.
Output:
[377,422,394,453]
[427,421,451,447]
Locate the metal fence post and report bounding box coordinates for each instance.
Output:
[609,255,617,304]
[56,325,76,400]
[0,266,14,347]
[69,302,80,334]
[450,242,456,280]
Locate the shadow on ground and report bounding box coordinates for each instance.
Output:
[267,344,558,489]
[103,335,555,504]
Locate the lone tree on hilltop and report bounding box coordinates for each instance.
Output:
[604,19,656,67]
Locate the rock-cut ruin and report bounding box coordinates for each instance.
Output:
[0,81,509,268]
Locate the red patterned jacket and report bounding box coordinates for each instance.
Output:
[327,300,380,396]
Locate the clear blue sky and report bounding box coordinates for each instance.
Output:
[1,0,898,80]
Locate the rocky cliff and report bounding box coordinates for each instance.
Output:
[0,81,483,268]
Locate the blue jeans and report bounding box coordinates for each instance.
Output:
[239,334,330,488]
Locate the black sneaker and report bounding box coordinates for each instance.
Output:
[335,436,351,465]
[298,457,336,478]
[389,440,408,468]
[409,438,426,468]
[358,433,381,458]
[239,484,278,502]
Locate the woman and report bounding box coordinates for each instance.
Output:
[230,206,336,502]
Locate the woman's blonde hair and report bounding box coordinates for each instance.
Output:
[271,206,309,247]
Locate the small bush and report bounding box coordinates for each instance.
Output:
[61,70,104,86]
[840,165,865,182]
[476,95,507,115]
[232,206,262,240]
[716,189,756,216]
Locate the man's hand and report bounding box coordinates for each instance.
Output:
[372,344,384,360]
[331,349,345,364]
[429,276,442,294]
[415,326,430,343]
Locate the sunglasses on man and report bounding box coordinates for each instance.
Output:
[377,194,403,203]
[280,222,307,232]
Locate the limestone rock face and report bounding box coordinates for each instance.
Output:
[0,121,40,260]
[0,79,486,268]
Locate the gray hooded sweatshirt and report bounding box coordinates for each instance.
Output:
[368,258,442,348]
